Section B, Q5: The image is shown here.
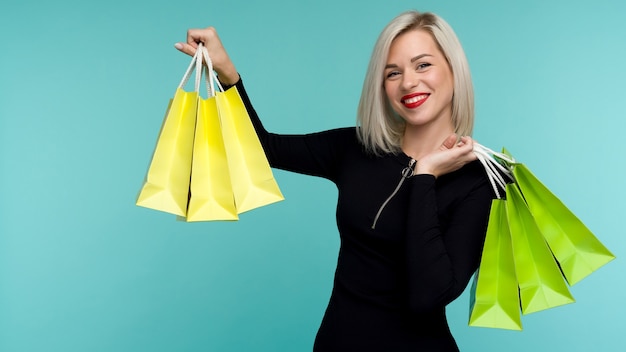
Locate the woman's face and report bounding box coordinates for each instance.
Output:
[383,29,454,130]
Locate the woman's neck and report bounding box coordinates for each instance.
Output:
[401,121,455,160]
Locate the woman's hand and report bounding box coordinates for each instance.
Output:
[413,134,477,178]
[174,27,239,85]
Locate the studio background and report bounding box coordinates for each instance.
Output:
[1,0,624,351]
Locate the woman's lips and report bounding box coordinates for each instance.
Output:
[401,93,429,108]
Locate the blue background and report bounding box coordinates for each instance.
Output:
[1,0,624,351]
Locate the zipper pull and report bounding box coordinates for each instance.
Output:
[402,159,417,178]
[371,158,416,229]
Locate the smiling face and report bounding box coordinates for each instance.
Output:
[383,29,454,133]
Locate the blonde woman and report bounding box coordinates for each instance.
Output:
[176,10,492,351]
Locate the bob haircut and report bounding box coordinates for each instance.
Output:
[357,11,474,155]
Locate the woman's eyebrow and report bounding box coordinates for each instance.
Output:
[385,54,433,69]
[411,53,432,62]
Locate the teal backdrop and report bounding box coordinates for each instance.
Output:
[1,0,624,351]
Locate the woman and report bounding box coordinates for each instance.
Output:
[175,10,494,351]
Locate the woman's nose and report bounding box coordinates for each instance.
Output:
[401,71,419,90]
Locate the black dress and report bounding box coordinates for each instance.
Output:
[233,78,494,351]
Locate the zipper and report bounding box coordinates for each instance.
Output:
[371,158,416,229]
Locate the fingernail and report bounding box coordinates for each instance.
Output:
[174,43,183,50]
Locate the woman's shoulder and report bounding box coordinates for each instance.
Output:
[311,126,357,137]
[305,126,361,148]
[439,160,498,197]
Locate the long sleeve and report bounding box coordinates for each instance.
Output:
[231,78,356,181]
[404,165,493,314]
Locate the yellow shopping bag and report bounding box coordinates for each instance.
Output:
[136,48,203,216]
[216,81,284,214]
[138,44,284,220]
[186,57,238,221]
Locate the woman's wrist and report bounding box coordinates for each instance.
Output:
[215,62,239,86]
[413,162,437,178]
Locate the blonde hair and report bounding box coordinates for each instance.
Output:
[357,11,474,155]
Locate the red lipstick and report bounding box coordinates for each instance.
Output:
[401,93,429,109]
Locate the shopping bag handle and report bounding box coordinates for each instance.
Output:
[178,43,204,93]
[473,143,516,199]
[200,46,224,96]
[175,43,224,99]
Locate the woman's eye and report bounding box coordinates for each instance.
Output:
[416,63,432,70]
[385,71,400,79]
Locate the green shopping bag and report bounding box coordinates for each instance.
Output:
[512,163,615,285]
[471,144,615,328]
[469,199,522,330]
[506,183,575,315]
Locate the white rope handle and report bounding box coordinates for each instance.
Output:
[202,49,214,98]
[473,143,516,199]
[200,46,224,97]
[177,43,205,93]
[475,152,507,199]
[475,146,512,186]
[474,143,516,165]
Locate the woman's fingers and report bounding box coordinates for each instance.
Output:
[415,135,477,177]
[174,27,219,57]
[456,137,477,161]
[173,42,197,56]
[173,27,239,84]
[465,138,477,160]
[441,134,458,149]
